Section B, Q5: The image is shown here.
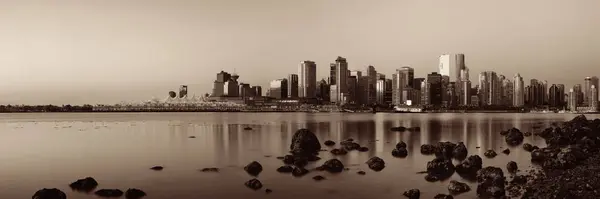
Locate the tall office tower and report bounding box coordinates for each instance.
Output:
[573,84,584,106]
[350,71,363,104]
[391,73,401,105]
[513,74,525,107]
[497,75,506,105]
[445,82,458,107]
[502,78,514,107]
[592,85,598,111]
[459,80,471,106]
[528,79,544,107]
[359,76,370,104]
[287,74,299,99]
[557,84,566,108]
[366,65,377,105]
[329,57,349,104]
[224,74,240,97]
[549,84,562,108]
[439,54,452,78]
[413,78,425,90]
[269,79,288,99]
[329,63,336,85]
[478,71,499,106]
[238,83,252,98]
[427,72,443,106]
[251,86,262,97]
[524,86,530,105]
[376,79,386,104]
[316,79,330,102]
[541,80,548,105]
[298,61,317,98]
[212,71,232,97]
[384,79,393,105]
[569,88,577,111]
[421,80,429,105]
[584,76,599,106]
[455,54,466,82]
[441,76,450,106]
[347,75,358,104]
[399,66,415,88]
[376,73,385,80]
[592,77,599,105]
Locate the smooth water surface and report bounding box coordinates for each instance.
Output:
[1,113,598,199]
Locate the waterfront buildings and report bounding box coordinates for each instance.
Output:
[269,79,288,99]
[549,84,565,109]
[439,54,451,78]
[513,74,525,107]
[330,56,349,104]
[287,74,299,99]
[366,66,377,105]
[478,71,499,106]
[584,76,599,106]
[298,61,317,98]
[426,72,443,106]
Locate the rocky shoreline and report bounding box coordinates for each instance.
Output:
[32,115,600,199]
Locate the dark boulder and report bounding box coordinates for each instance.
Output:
[95,189,124,197]
[293,158,308,168]
[357,171,366,175]
[341,141,361,151]
[32,188,66,199]
[452,142,468,160]
[292,167,309,177]
[476,167,506,198]
[324,140,336,146]
[502,148,510,155]
[322,159,345,173]
[507,161,518,173]
[396,141,407,149]
[424,174,439,182]
[200,168,219,172]
[290,128,322,155]
[366,157,386,171]
[523,143,535,152]
[455,155,483,176]
[484,150,497,158]
[276,166,293,173]
[358,146,369,152]
[391,126,407,131]
[505,128,524,146]
[435,141,457,159]
[448,180,471,194]
[421,144,436,155]
[530,147,560,163]
[125,188,146,199]
[312,175,325,181]
[330,148,348,155]
[392,147,408,158]
[283,155,295,164]
[542,146,584,169]
[524,131,532,137]
[265,189,272,194]
[403,189,420,199]
[426,157,455,181]
[434,194,454,199]
[244,179,263,190]
[244,161,263,176]
[69,177,98,192]
[511,175,527,185]
[150,166,163,171]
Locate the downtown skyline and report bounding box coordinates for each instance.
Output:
[1,0,599,105]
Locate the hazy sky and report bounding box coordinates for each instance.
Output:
[1,0,599,105]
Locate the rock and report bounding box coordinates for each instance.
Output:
[290,128,322,155]
[244,161,263,176]
[476,167,506,198]
[345,138,354,142]
[523,143,535,152]
[312,175,325,181]
[524,131,532,137]
[276,166,293,173]
[244,179,263,190]
[341,141,361,151]
[435,141,457,159]
[292,167,309,177]
[283,155,295,164]
[452,142,468,160]
[530,147,560,163]
[455,155,483,177]
[434,194,454,199]
[265,189,272,194]
[505,128,525,146]
[357,171,366,175]
[322,159,345,173]
[307,155,321,162]
[358,146,369,152]
[243,127,252,130]
[484,150,497,158]
[330,148,348,155]
[200,168,219,172]
[95,189,124,197]
[502,148,511,155]
[32,188,66,199]
[293,158,308,168]
[448,180,471,194]
[392,148,408,158]
[396,141,407,149]
[69,177,98,192]
[150,166,163,171]
[511,175,527,185]
[366,157,386,171]
[125,188,146,199]
[276,156,284,160]
[391,126,407,131]
[188,136,196,138]
[426,157,455,181]
[421,144,436,155]
[507,161,518,173]
[324,140,336,146]
[403,189,420,199]
[424,174,439,182]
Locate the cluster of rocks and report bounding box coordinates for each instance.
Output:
[32,177,146,199]
[327,137,371,155]
[392,141,408,158]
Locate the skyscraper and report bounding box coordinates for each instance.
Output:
[478,71,499,106]
[574,84,584,106]
[455,54,466,82]
[366,65,377,105]
[316,79,329,102]
[376,79,386,105]
[298,61,317,98]
[212,71,232,97]
[458,67,471,106]
[399,66,415,88]
[439,54,451,77]
[513,74,525,107]
[502,78,513,106]
[413,78,425,91]
[569,88,577,111]
[287,74,298,99]
[350,70,363,104]
[329,63,336,85]
[332,56,348,104]
[592,85,598,111]
[427,72,443,106]
[269,79,288,99]
[549,84,563,109]
[584,76,599,106]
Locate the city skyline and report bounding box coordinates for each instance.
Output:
[1,0,599,105]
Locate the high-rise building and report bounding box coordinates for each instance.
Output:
[287,74,299,99]
[455,54,466,82]
[331,56,349,104]
[478,71,499,106]
[399,66,414,88]
[584,76,599,106]
[347,75,358,104]
[316,79,330,102]
[350,70,363,104]
[439,54,465,82]
[439,54,451,78]
[513,74,525,107]
[558,84,566,107]
[366,65,377,105]
[212,71,232,97]
[376,79,386,105]
[385,79,393,105]
[376,73,385,81]
[269,79,288,99]
[459,80,471,106]
[527,79,544,107]
[427,72,443,106]
[413,78,425,91]
[224,75,240,97]
[251,86,262,97]
[549,84,565,109]
[573,84,584,106]
[329,63,336,85]
[592,85,598,111]
[391,73,400,105]
[298,61,317,99]
[569,87,579,111]
[359,76,370,105]
[238,83,252,98]
[502,78,513,106]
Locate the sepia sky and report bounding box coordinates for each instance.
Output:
[0,0,599,105]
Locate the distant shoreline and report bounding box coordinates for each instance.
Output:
[0,110,593,114]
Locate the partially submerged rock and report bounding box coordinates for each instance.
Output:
[330,148,348,155]
[276,166,293,173]
[321,159,345,173]
[403,189,420,199]
[434,141,457,159]
[324,140,336,146]
[448,180,471,195]
[292,167,309,177]
[523,143,535,152]
[125,188,146,199]
[452,142,468,160]
[434,194,454,199]
[502,148,511,155]
[426,157,455,181]
[504,128,525,146]
[392,147,408,158]
[312,175,325,181]
[358,146,369,152]
[150,166,163,171]
[366,157,385,171]
[69,177,98,192]
[95,189,124,197]
[244,179,263,190]
[200,168,219,172]
[507,161,518,173]
[244,161,263,176]
[476,167,506,198]
[391,126,407,131]
[32,188,66,199]
[290,128,322,155]
[396,141,407,149]
[484,150,497,158]
[421,144,436,155]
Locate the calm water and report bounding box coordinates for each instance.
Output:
[1,112,598,199]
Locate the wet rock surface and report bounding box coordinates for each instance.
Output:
[484,150,497,158]
[290,128,322,155]
[502,148,510,155]
[292,167,309,177]
[324,140,336,146]
[476,167,506,198]
[433,194,454,199]
[125,188,146,199]
[95,189,124,197]
[426,157,455,181]
[434,141,457,159]
[392,147,408,158]
[276,166,293,173]
[32,188,66,199]
[321,159,345,173]
[504,127,525,146]
[455,155,483,179]
[403,188,420,199]
[420,144,436,155]
[244,179,263,190]
[200,167,219,172]
[312,175,325,181]
[244,161,263,176]
[507,161,518,173]
[330,148,348,155]
[69,177,98,192]
[448,180,471,195]
[366,157,385,171]
[452,142,468,160]
[150,166,163,171]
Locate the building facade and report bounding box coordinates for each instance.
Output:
[298,61,317,98]
[287,74,299,99]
